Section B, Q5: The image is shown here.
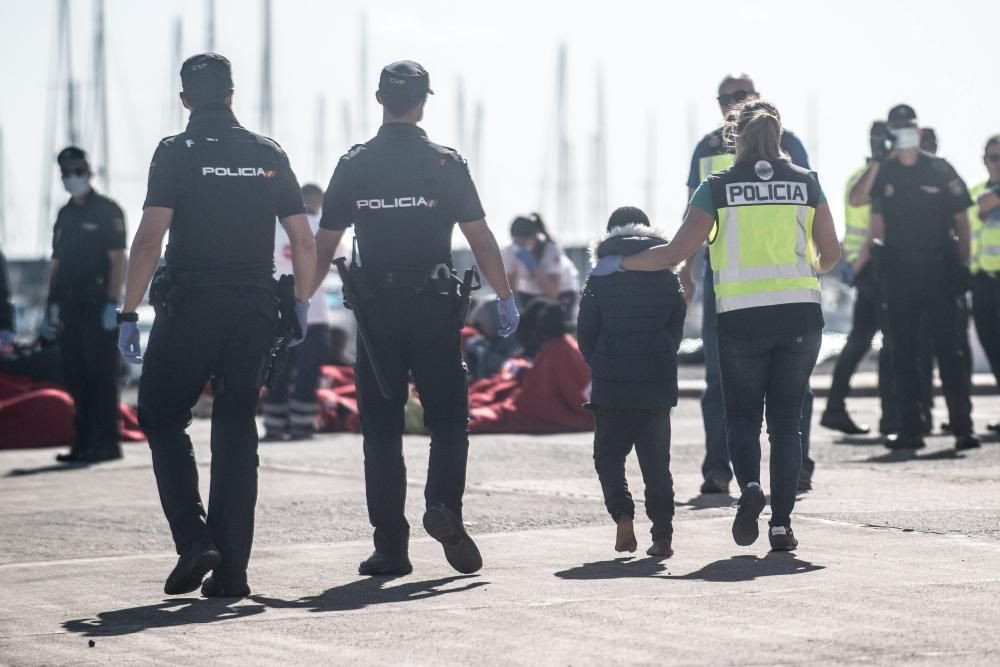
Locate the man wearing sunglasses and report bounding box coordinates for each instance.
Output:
[683,73,814,495]
[849,104,979,451]
[969,135,1000,433]
[45,146,127,464]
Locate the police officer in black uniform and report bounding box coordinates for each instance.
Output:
[44,146,126,464]
[850,104,979,451]
[117,53,316,598]
[0,246,14,351]
[314,61,519,576]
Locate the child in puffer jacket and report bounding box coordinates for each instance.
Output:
[578,206,686,557]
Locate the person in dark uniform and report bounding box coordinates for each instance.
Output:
[0,246,14,352]
[679,73,816,494]
[313,61,519,576]
[850,104,979,451]
[42,147,126,464]
[117,53,316,598]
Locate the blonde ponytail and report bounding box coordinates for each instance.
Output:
[725,99,789,165]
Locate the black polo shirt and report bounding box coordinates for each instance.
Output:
[144,105,304,279]
[51,190,126,302]
[871,152,972,257]
[320,123,485,269]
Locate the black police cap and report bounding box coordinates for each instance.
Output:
[378,60,434,97]
[181,53,234,95]
[888,104,917,126]
[56,146,88,165]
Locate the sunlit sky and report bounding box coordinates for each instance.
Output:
[1,0,998,257]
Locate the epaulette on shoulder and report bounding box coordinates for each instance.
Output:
[428,142,465,163]
[256,134,284,150]
[340,144,366,162]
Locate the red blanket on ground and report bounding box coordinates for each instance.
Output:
[0,373,144,450]
[314,336,593,435]
[316,365,361,433]
[468,335,593,434]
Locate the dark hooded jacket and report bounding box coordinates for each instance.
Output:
[577,224,686,410]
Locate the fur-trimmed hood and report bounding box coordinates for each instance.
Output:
[588,223,673,267]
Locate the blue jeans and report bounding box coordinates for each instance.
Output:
[701,259,815,484]
[719,331,821,527]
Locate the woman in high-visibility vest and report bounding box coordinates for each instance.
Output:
[591,99,840,551]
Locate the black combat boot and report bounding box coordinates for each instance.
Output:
[423,504,483,574]
[164,540,221,595]
[358,551,413,576]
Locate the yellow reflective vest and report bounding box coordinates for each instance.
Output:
[706,160,822,313]
[843,167,870,263]
[969,181,1000,274]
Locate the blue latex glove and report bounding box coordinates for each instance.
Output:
[590,255,625,277]
[288,300,310,348]
[0,329,14,349]
[497,295,520,338]
[39,303,59,342]
[118,321,143,364]
[101,303,118,332]
[514,246,541,274]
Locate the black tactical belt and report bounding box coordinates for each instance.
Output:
[366,264,451,290]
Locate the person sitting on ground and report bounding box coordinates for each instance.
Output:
[465,300,519,379]
[577,206,686,558]
[502,213,579,313]
[327,326,352,367]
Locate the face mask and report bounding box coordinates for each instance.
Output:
[62,174,91,196]
[891,128,920,150]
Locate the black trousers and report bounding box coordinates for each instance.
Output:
[57,301,121,455]
[972,272,1000,386]
[883,260,972,438]
[263,323,330,436]
[356,287,469,557]
[592,406,674,540]
[826,269,895,423]
[137,286,275,578]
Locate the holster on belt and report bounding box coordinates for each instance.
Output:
[256,274,299,389]
[148,265,180,318]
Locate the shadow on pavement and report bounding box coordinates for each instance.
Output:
[669,552,824,582]
[864,448,965,464]
[833,435,886,446]
[677,494,736,510]
[63,598,265,637]
[6,463,91,477]
[254,574,487,613]
[555,556,669,580]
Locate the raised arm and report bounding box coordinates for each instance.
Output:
[622,206,715,272]
[848,161,880,207]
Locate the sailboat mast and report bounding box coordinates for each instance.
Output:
[93,0,110,192]
[259,0,273,135]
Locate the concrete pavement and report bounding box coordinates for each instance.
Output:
[1,395,999,665]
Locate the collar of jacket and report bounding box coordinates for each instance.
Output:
[588,223,671,266]
[186,104,241,131]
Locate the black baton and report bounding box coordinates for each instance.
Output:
[334,257,391,399]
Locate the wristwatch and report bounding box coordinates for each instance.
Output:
[116,311,139,324]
